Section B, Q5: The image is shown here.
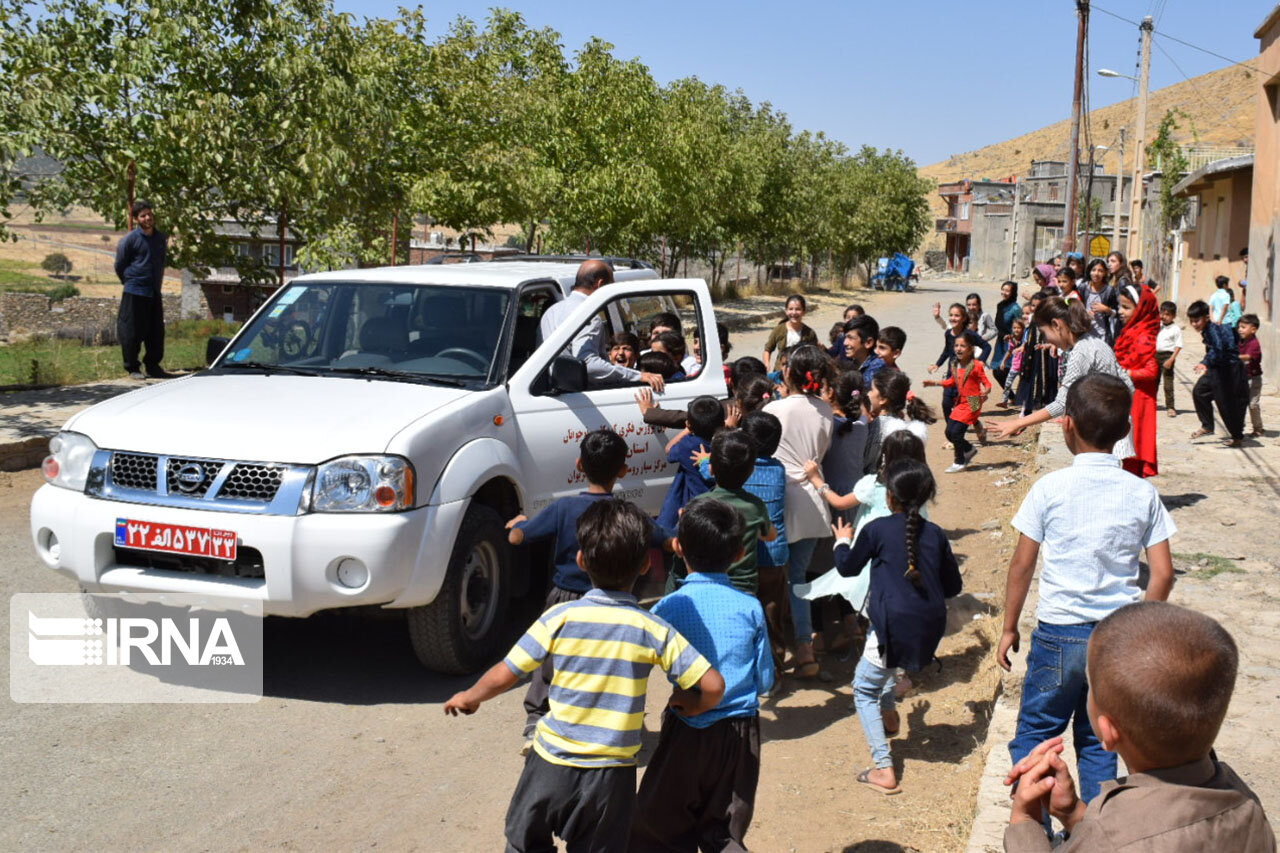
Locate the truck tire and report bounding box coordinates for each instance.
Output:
[407,504,511,674]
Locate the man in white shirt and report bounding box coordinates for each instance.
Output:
[538,259,664,391]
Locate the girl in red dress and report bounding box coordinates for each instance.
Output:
[924,335,991,473]
[1114,284,1161,477]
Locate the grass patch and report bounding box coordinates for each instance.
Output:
[1174,551,1244,580]
[0,318,241,386]
[0,257,55,290]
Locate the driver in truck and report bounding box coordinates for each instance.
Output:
[538,259,666,392]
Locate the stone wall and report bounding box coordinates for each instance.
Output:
[0,291,203,341]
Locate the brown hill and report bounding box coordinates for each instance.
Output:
[918,63,1256,253]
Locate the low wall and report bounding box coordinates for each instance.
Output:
[0,291,203,340]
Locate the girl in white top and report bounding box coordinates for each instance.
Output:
[763,344,834,676]
[869,368,937,444]
[966,292,997,341]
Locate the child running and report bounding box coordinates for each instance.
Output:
[999,316,1028,407]
[657,395,724,532]
[505,429,671,750]
[832,458,962,795]
[762,294,818,371]
[924,333,991,472]
[861,369,937,473]
[446,499,724,853]
[631,498,774,852]
[999,374,1175,814]
[929,301,992,424]
[797,430,929,618]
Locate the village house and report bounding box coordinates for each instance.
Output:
[180,222,305,323]
[1168,155,1252,308]
[1248,5,1280,388]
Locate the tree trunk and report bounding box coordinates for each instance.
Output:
[525,220,538,254]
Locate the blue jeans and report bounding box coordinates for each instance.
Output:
[1008,622,1117,806]
[853,654,898,769]
[787,538,820,644]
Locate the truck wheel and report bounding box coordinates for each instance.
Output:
[407,504,510,674]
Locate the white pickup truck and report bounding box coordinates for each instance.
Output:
[30,259,726,673]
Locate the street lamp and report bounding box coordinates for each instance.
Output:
[1097,68,1138,80]
[1096,16,1153,257]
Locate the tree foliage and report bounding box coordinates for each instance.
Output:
[2,1,933,286]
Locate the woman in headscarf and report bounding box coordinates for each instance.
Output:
[1113,283,1162,477]
[1031,263,1058,295]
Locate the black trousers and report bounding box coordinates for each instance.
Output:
[117,292,165,373]
[631,713,761,853]
[1192,362,1249,440]
[505,752,635,853]
[522,585,585,735]
[945,417,973,464]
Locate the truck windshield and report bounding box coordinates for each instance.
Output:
[218,282,510,383]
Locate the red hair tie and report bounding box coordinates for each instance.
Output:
[906,390,916,401]
[802,370,821,392]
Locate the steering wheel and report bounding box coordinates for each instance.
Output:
[434,347,489,371]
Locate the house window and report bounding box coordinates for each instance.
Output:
[262,243,296,268]
[221,284,234,295]
[1214,195,1227,259]
[234,242,251,258]
[1048,184,1059,201]
[960,202,970,220]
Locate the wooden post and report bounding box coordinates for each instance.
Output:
[1062,0,1088,255]
[278,206,287,288]
[390,210,399,266]
[1113,129,1126,250]
[126,160,136,229]
[1128,16,1153,258]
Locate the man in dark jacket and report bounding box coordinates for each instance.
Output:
[115,200,172,379]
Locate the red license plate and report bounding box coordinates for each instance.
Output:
[114,519,238,561]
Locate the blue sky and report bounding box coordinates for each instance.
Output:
[333,0,1265,166]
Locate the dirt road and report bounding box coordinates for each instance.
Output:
[1,280,1034,851]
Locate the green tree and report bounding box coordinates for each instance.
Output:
[833,146,933,284]
[41,251,72,278]
[1146,109,1192,233]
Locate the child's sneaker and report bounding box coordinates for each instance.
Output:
[944,462,967,473]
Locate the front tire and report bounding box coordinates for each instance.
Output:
[407,504,511,674]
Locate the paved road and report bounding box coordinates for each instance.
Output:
[0,278,1010,849]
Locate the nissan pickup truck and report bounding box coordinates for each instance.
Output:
[30,258,726,673]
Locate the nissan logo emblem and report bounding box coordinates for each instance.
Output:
[175,463,205,492]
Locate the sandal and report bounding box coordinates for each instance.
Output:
[795,660,820,679]
[1223,438,1243,448]
[1189,428,1213,439]
[856,767,901,796]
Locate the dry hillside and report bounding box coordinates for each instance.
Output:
[918,63,1256,254]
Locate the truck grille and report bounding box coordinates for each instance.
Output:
[165,457,217,497]
[114,545,266,579]
[111,453,159,490]
[104,452,293,506]
[218,464,284,502]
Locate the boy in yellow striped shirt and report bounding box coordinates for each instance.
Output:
[445,498,724,852]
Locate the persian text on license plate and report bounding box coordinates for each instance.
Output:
[114,519,238,561]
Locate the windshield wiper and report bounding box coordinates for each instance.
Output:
[324,366,466,386]
[220,361,321,377]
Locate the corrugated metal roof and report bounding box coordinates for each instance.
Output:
[1170,154,1254,197]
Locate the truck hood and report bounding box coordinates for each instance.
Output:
[64,373,471,463]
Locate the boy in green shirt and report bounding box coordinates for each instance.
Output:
[680,429,776,593]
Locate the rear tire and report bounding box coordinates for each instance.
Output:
[407,504,511,674]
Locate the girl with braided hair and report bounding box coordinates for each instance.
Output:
[763,344,835,677]
[831,458,962,795]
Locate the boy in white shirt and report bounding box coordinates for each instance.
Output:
[1155,301,1183,417]
[998,373,1176,823]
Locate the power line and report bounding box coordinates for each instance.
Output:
[1091,3,1262,74]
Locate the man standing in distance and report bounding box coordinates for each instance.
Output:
[539,259,664,391]
[114,200,173,379]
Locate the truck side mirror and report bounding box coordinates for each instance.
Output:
[548,356,587,394]
[206,337,231,366]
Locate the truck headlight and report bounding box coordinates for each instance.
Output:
[311,455,414,512]
[42,432,98,491]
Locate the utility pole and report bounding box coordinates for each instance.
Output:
[1083,148,1097,254]
[1062,0,1089,255]
[1113,128,1125,250]
[1128,16,1153,258]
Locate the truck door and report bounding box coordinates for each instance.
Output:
[506,280,724,518]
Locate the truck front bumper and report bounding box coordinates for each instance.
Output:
[29,484,467,616]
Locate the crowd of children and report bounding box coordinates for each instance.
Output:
[444,283,1272,851]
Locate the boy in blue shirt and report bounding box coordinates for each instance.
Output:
[631,498,775,853]
[656,395,723,532]
[507,428,672,750]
